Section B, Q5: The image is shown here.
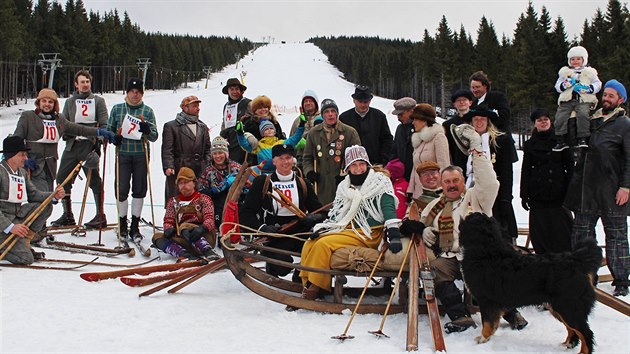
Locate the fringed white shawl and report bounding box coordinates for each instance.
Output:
[313,169,397,240]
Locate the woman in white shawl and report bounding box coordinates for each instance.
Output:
[299,145,402,299]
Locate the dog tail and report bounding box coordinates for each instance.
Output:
[572,238,603,276]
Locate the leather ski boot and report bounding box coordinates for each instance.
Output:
[129,216,144,241]
[51,196,75,226]
[118,217,129,239]
[84,192,107,229]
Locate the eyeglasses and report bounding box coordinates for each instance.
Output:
[419,170,439,177]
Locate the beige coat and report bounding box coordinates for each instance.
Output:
[407,124,450,198]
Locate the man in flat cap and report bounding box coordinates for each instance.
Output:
[162,95,211,203]
[220,78,251,164]
[390,97,416,180]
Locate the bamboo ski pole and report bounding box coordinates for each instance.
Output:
[139,114,156,236]
[313,159,318,194]
[72,170,91,237]
[95,142,107,246]
[332,247,387,341]
[115,128,122,248]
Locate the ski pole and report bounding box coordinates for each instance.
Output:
[313,159,318,195]
[71,169,91,237]
[332,247,387,341]
[139,114,156,236]
[369,238,414,338]
[115,128,122,248]
[95,142,107,246]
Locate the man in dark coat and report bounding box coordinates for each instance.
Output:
[240,144,325,278]
[469,71,511,133]
[390,97,416,181]
[565,79,630,297]
[161,95,211,204]
[443,89,474,177]
[339,86,393,165]
[220,78,251,164]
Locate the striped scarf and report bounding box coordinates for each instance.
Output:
[424,195,455,251]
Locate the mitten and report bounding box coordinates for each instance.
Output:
[97,128,117,144]
[387,228,403,254]
[24,158,37,171]
[235,121,244,135]
[306,171,319,184]
[400,219,426,236]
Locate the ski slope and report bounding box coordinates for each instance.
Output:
[0,43,628,354]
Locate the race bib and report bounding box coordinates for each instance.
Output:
[223,103,238,129]
[74,99,96,124]
[35,120,60,143]
[121,114,143,140]
[7,174,27,204]
[272,180,300,217]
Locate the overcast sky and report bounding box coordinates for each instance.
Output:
[81,0,606,43]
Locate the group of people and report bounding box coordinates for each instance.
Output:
[0,45,628,334]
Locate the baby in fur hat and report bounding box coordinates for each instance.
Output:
[553,45,602,152]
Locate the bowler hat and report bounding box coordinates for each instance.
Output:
[351,85,373,101]
[0,135,30,154]
[222,78,247,95]
[451,89,474,103]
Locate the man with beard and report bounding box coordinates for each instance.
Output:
[289,90,320,171]
[162,95,211,204]
[220,78,251,164]
[53,70,109,228]
[565,79,630,297]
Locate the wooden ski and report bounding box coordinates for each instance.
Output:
[409,202,447,352]
[79,259,204,282]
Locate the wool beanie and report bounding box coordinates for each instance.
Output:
[35,88,60,113]
[385,158,405,179]
[211,136,229,154]
[176,167,196,184]
[344,145,372,171]
[259,119,275,135]
[251,95,272,112]
[320,98,338,114]
[126,78,144,93]
[604,79,627,102]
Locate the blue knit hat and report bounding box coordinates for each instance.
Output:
[604,79,627,102]
[259,119,275,135]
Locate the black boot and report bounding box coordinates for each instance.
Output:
[129,216,144,241]
[84,192,107,229]
[118,217,128,239]
[51,196,75,226]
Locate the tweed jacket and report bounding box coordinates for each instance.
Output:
[0,160,49,231]
[61,91,109,150]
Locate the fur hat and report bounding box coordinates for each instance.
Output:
[392,97,417,115]
[351,85,373,101]
[529,108,550,122]
[126,78,144,93]
[35,88,60,113]
[222,78,247,95]
[259,119,275,135]
[567,46,588,66]
[272,144,296,158]
[415,161,440,176]
[320,98,338,114]
[451,89,474,103]
[604,79,627,102]
[251,95,272,113]
[176,167,196,184]
[302,90,319,111]
[180,95,201,109]
[385,158,405,179]
[410,103,436,123]
[462,109,499,123]
[211,136,229,154]
[344,145,372,171]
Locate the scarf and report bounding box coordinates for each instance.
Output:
[466,132,491,188]
[313,169,396,240]
[424,195,458,251]
[74,91,92,99]
[175,111,199,125]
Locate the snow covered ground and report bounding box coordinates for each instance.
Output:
[1,43,628,353]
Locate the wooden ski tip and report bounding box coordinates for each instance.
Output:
[143,249,152,257]
[331,334,354,341]
[128,248,136,257]
[80,273,100,282]
[368,330,390,338]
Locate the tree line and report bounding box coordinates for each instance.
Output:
[0,0,253,105]
[308,0,630,134]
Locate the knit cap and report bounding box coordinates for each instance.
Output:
[604,79,627,102]
[211,136,229,154]
[259,120,275,135]
[385,158,405,179]
[344,145,372,171]
[320,98,338,114]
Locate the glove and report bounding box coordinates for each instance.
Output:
[308,231,322,241]
[97,128,116,144]
[387,228,403,254]
[295,137,306,150]
[186,225,207,242]
[163,228,176,239]
[573,83,593,94]
[299,213,326,229]
[521,198,530,211]
[259,224,280,234]
[113,134,123,146]
[306,171,320,184]
[298,114,307,126]
[24,158,38,171]
[225,174,236,187]
[400,219,426,236]
[422,227,438,247]
[138,121,151,134]
[460,124,482,152]
[561,77,576,90]
[235,121,244,135]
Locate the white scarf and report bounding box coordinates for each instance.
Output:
[313,169,397,240]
